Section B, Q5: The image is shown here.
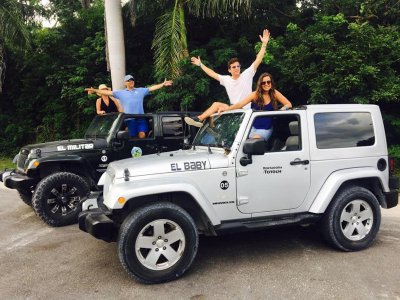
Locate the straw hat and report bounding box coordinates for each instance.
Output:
[97,84,110,96]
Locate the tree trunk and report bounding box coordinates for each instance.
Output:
[104,0,125,90]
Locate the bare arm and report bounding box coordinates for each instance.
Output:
[253,28,270,71]
[191,56,220,81]
[110,96,124,112]
[96,98,105,115]
[148,79,173,92]
[85,87,113,96]
[218,92,256,113]
[274,90,292,110]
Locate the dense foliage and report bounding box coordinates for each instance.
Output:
[0,0,399,157]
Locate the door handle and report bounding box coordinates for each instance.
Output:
[290,159,309,165]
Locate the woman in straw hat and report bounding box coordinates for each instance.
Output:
[95,84,123,115]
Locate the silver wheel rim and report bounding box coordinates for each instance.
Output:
[340,199,373,241]
[135,219,185,270]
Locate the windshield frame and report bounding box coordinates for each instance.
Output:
[84,113,121,140]
[192,112,246,149]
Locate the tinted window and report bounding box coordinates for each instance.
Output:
[162,116,184,137]
[314,112,375,149]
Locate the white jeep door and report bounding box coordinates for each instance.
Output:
[236,111,311,214]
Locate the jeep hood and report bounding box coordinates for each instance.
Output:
[108,148,229,178]
[21,138,108,155]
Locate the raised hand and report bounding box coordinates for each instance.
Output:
[259,28,270,45]
[191,56,202,67]
[163,79,173,86]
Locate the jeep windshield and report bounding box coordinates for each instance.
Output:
[85,114,120,138]
[193,112,245,149]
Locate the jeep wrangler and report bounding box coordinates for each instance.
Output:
[0,112,198,226]
[78,105,399,283]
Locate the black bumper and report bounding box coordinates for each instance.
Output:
[385,176,399,209]
[78,208,117,242]
[0,170,36,191]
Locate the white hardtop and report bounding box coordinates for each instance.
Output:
[304,104,381,113]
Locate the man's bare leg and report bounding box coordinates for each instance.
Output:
[185,102,229,127]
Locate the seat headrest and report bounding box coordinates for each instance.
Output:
[289,121,299,136]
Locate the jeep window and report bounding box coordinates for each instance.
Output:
[162,116,185,138]
[253,114,301,152]
[314,112,375,149]
[193,113,245,149]
[85,114,119,138]
[124,117,154,139]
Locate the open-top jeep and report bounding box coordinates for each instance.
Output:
[79,105,399,283]
[0,112,198,226]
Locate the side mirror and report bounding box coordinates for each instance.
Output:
[243,138,266,155]
[117,130,129,140]
[240,139,265,166]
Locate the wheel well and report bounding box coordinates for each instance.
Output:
[333,177,386,207]
[115,192,215,235]
[37,162,95,187]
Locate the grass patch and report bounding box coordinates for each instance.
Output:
[0,157,15,170]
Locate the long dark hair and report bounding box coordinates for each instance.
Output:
[254,73,277,110]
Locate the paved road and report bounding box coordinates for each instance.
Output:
[1,182,400,300]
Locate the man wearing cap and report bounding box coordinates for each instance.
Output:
[86,75,172,138]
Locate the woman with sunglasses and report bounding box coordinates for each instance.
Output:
[219,72,292,141]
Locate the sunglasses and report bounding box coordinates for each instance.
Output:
[230,65,241,69]
[261,80,272,86]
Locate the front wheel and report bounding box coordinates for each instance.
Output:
[118,202,198,283]
[32,172,90,227]
[322,185,381,251]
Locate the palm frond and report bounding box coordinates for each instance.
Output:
[152,8,187,79]
[125,0,172,26]
[0,0,30,48]
[187,0,252,18]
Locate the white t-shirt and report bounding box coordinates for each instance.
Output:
[218,63,256,109]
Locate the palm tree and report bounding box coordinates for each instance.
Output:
[0,0,30,92]
[126,0,252,79]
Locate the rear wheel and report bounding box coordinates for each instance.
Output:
[32,172,90,227]
[118,202,198,283]
[322,186,381,251]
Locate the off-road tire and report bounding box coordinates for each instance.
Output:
[32,172,90,227]
[322,185,381,251]
[118,202,198,284]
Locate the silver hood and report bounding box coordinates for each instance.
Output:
[108,148,230,179]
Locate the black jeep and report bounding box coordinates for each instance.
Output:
[0,112,198,226]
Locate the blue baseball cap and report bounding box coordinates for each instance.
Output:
[124,75,134,81]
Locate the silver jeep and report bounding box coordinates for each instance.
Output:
[79,104,399,283]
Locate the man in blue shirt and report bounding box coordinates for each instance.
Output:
[86,75,172,138]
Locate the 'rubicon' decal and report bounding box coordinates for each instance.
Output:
[57,144,94,151]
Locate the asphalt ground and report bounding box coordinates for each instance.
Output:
[1,182,400,300]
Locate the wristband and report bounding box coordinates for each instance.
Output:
[199,63,202,67]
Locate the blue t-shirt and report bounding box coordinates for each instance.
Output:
[251,102,273,130]
[113,88,150,114]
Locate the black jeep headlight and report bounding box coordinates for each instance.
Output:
[28,148,41,159]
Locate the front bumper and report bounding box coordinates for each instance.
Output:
[0,170,36,191]
[78,193,117,242]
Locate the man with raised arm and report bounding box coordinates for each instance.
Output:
[185,28,270,127]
